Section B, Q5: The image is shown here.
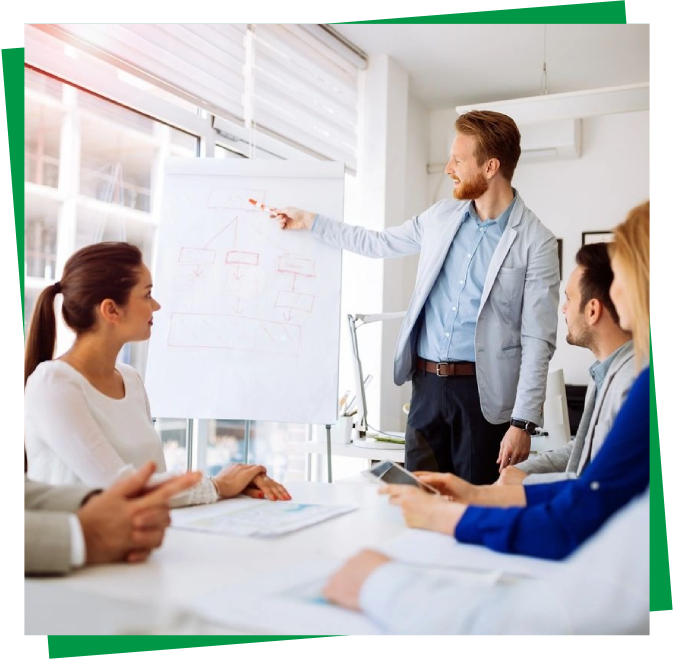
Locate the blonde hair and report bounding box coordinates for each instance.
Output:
[610,201,650,368]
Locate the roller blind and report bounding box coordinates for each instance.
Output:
[29,24,365,169]
[249,24,360,170]
[47,23,248,123]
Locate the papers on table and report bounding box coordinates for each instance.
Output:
[171,499,356,537]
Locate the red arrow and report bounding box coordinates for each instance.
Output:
[234,265,244,280]
[233,298,244,314]
[283,309,293,323]
[192,266,205,277]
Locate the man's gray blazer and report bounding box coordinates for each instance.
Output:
[517,341,636,484]
[312,193,560,425]
[25,478,92,576]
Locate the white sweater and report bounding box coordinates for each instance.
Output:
[24,360,217,506]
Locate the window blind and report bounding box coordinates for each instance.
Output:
[43,23,248,124]
[249,24,362,170]
[28,23,366,170]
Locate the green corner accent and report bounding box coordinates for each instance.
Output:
[48,636,332,659]
[342,1,626,23]
[1,48,24,324]
[650,337,672,610]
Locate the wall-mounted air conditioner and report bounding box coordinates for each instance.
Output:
[426,117,582,172]
[520,118,582,162]
[453,83,648,163]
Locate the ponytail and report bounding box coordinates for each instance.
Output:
[25,281,62,472]
[24,282,61,385]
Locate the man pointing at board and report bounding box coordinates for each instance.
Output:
[273,111,560,484]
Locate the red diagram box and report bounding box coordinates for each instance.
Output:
[226,251,260,266]
[179,248,216,265]
[275,291,315,313]
[278,256,315,277]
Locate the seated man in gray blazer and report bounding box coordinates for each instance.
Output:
[25,462,201,576]
[500,243,635,486]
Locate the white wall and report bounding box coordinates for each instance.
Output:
[429,109,649,385]
[387,93,430,429]
[328,58,430,479]
[339,56,430,437]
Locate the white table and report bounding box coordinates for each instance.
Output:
[25,481,407,635]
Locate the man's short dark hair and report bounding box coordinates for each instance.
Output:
[575,242,620,325]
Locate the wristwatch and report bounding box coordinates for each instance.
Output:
[510,418,537,435]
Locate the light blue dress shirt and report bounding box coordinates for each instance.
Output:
[417,196,516,362]
[589,342,628,397]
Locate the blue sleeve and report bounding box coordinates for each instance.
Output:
[523,479,572,504]
[455,368,650,560]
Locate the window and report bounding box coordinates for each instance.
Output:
[24,68,198,355]
[206,420,308,483]
[155,419,190,474]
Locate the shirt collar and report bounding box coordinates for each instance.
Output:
[589,340,633,389]
[465,192,516,233]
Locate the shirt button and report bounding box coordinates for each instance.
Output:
[459,280,464,285]
[445,333,450,337]
[467,254,472,258]
[452,307,457,312]
[590,481,600,491]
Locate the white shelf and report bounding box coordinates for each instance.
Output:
[289,440,405,463]
[25,181,65,203]
[76,196,157,225]
[25,87,67,113]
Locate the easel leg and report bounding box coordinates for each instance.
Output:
[325,424,333,483]
[244,420,251,464]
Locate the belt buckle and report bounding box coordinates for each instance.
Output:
[436,362,448,377]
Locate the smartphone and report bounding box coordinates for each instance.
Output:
[363,460,440,495]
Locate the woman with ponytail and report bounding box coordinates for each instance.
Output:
[24,242,290,505]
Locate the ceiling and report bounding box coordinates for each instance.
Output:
[333,24,649,110]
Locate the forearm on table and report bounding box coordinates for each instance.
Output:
[470,484,527,507]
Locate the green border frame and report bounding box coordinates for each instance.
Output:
[4,1,670,657]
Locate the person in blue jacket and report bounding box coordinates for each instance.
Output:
[338,200,650,563]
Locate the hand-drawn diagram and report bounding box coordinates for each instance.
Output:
[145,160,344,425]
[275,255,316,323]
[167,187,318,357]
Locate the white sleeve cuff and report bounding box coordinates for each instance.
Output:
[68,514,86,568]
[359,562,420,627]
[169,476,219,508]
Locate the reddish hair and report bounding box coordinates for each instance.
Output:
[455,110,522,181]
